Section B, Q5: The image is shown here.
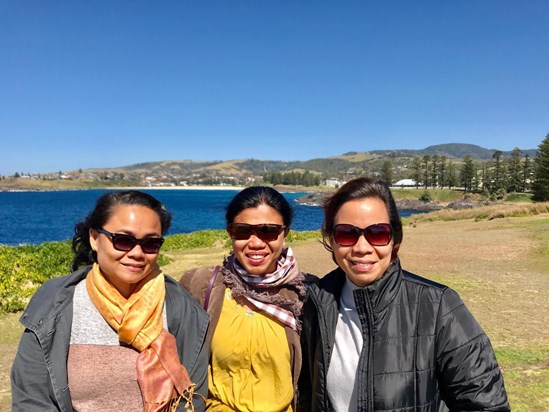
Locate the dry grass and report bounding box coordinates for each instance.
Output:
[409,201,549,223]
[1,214,548,410]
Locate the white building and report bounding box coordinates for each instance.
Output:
[393,179,417,187]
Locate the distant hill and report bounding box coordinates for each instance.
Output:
[94,143,536,179]
[369,143,537,160]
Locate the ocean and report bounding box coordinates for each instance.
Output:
[0,189,323,246]
[0,189,421,246]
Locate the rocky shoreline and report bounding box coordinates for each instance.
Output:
[296,192,485,211]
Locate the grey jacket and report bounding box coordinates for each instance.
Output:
[298,260,510,412]
[11,266,210,412]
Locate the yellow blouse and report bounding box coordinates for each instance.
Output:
[206,288,293,412]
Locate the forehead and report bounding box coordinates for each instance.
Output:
[334,197,389,225]
[233,204,284,224]
[105,205,161,227]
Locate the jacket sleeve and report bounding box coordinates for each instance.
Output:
[166,277,211,412]
[296,298,315,412]
[185,329,209,412]
[11,329,60,411]
[435,288,510,411]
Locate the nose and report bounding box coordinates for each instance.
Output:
[352,233,375,254]
[248,234,267,247]
[126,243,146,257]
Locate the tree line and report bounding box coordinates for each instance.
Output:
[263,170,321,186]
[262,133,549,202]
[379,133,549,202]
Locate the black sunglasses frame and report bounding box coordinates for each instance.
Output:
[227,223,287,242]
[332,223,392,247]
[95,228,165,254]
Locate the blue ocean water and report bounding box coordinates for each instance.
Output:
[0,189,322,246]
[0,189,420,246]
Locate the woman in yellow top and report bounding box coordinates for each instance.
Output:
[180,186,312,411]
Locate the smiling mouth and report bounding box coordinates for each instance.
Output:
[352,261,375,272]
[123,263,145,270]
[246,253,268,263]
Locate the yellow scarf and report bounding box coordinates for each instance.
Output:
[86,263,196,411]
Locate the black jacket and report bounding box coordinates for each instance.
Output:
[11,266,210,412]
[298,260,509,411]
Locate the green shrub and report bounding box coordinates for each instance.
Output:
[163,230,230,250]
[419,191,432,202]
[0,229,324,314]
[506,193,533,203]
[0,230,230,314]
[287,230,322,243]
[0,241,73,313]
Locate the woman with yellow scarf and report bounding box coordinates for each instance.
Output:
[11,190,209,411]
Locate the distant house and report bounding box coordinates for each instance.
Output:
[393,179,417,187]
[325,179,344,188]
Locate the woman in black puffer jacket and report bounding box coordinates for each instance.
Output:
[298,177,509,411]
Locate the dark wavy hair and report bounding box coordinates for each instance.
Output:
[225,186,294,227]
[322,176,403,260]
[71,190,172,271]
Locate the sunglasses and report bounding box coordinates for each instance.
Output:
[227,223,286,242]
[96,228,165,254]
[333,223,392,247]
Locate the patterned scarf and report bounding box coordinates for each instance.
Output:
[86,263,197,411]
[221,247,306,332]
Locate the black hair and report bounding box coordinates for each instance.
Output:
[225,186,293,227]
[322,176,403,260]
[71,190,172,271]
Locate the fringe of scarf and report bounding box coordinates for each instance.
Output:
[221,247,307,332]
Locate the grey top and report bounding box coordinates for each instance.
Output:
[70,279,167,345]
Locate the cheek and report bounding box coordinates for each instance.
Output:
[332,247,348,265]
[231,239,245,252]
[271,239,286,256]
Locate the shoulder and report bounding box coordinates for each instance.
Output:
[164,275,209,320]
[304,268,344,307]
[302,272,319,287]
[316,267,345,292]
[177,266,222,307]
[165,274,204,303]
[22,267,89,327]
[400,269,467,315]
[400,269,450,297]
[401,269,446,288]
[179,266,218,290]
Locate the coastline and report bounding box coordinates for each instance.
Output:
[0,184,315,193]
[0,185,247,193]
[109,185,246,191]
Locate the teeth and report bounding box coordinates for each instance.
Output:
[249,255,265,259]
[353,262,373,270]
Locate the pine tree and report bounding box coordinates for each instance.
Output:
[460,155,476,192]
[532,133,549,201]
[380,160,393,185]
[506,147,523,192]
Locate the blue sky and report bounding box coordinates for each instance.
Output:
[1,1,548,175]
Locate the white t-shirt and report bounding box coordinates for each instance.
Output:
[326,277,364,411]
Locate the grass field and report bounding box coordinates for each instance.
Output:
[1,213,548,410]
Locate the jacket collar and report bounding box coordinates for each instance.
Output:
[316,258,403,313]
[359,258,402,313]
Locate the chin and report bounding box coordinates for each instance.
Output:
[245,266,269,276]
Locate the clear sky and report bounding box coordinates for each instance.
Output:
[1,1,548,175]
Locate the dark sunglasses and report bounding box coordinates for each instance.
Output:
[96,228,164,254]
[333,223,392,247]
[227,223,286,242]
